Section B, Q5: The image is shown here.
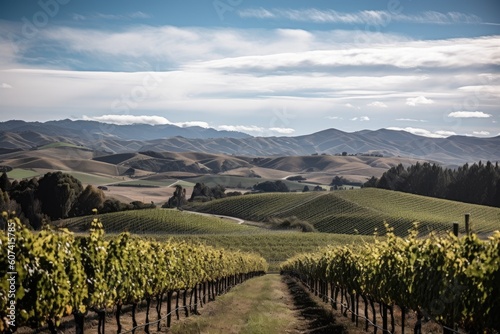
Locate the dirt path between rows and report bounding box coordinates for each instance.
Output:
[18,274,442,334]
[19,274,343,334]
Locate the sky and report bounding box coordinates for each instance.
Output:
[0,0,499,138]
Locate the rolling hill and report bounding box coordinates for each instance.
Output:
[0,144,425,187]
[1,120,499,165]
[192,188,500,236]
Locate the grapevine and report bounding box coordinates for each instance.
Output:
[281,226,500,332]
[0,214,267,333]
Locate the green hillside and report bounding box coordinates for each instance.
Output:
[193,188,500,236]
[61,208,362,271]
[58,188,500,271]
[60,208,261,235]
[7,168,40,179]
[166,232,362,272]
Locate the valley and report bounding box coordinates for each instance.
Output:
[1,122,499,334]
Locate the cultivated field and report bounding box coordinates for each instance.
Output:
[193,188,500,236]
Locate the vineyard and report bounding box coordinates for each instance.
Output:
[280,226,500,333]
[60,208,365,272]
[60,208,262,235]
[193,188,500,236]
[165,232,363,272]
[0,215,268,333]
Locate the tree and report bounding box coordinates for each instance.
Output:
[0,172,11,192]
[287,175,306,181]
[0,188,9,212]
[9,178,45,229]
[211,184,226,199]
[101,198,129,213]
[162,185,187,208]
[253,180,289,193]
[369,160,500,207]
[302,185,310,192]
[190,183,226,202]
[363,176,378,188]
[330,176,348,186]
[190,183,212,201]
[342,151,347,156]
[36,172,83,220]
[69,185,105,217]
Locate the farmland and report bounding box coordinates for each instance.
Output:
[184,174,326,192]
[61,209,362,272]
[193,188,500,236]
[61,209,261,235]
[59,187,500,271]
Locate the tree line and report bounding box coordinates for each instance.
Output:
[0,171,154,229]
[364,161,500,207]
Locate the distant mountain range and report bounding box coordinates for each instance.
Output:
[0,120,499,165]
[0,119,250,142]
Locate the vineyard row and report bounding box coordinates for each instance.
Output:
[280,225,500,333]
[0,214,268,333]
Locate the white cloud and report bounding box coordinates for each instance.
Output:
[350,116,370,121]
[182,36,500,82]
[435,130,457,137]
[2,24,499,134]
[238,9,482,25]
[177,121,211,128]
[1,83,12,89]
[269,127,295,134]
[472,131,490,136]
[327,116,343,120]
[396,118,427,122]
[81,115,210,128]
[406,96,434,106]
[217,125,265,133]
[344,103,360,109]
[216,125,295,135]
[367,101,387,108]
[34,24,500,72]
[387,127,455,138]
[83,115,169,125]
[448,111,492,118]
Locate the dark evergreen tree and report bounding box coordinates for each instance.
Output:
[0,188,9,212]
[36,172,83,220]
[0,172,11,192]
[9,178,46,229]
[363,176,378,188]
[368,160,500,207]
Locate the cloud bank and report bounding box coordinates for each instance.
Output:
[0,22,498,136]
